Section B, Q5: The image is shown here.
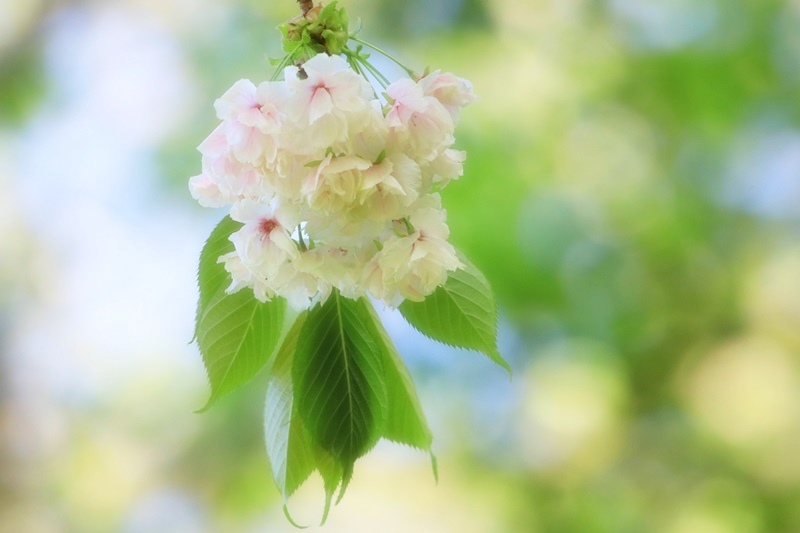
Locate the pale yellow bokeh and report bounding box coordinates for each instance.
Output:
[0,0,43,53]
[517,341,627,480]
[555,105,659,203]
[682,336,800,450]
[744,247,800,343]
[258,444,517,533]
[660,479,763,533]
[58,430,157,530]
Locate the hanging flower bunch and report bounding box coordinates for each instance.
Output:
[190,1,507,524]
[190,9,476,310]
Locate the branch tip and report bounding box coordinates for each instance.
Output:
[298,0,313,16]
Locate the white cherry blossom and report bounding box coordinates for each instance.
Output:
[188,174,236,208]
[283,54,375,153]
[214,79,288,164]
[423,148,466,190]
[190,54,475,309]
[385,77,454,163]
[363,195,461,306]
[228,199,299,273]
[302,153,372,214]
[418,70,478,123]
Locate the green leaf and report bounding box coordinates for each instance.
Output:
[266,297,436,523]
[195,216,287,411]
[195,216,242,334]
[399,252,510,374]
[196,288,287,411]
[362,304,433,453]
[264,313,316,499]
[292,291,388,493]
[264,312,343,525]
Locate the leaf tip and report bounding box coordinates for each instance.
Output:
[320,477,336,526]
[335,461,354,505]
[498,357,512,379]
[194,395,216,414]
[283,503,310,529]
[486,347,512,378]
[430,453,439,484]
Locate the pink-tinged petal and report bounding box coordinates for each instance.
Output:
[207,152,232,180]
[256,81,289,108]
[214,79,258,121]
[227,125,264,163]
[387,78,427,113]
[308,87,333,124]
[189,174,233,208]
[303,53,349,77]
[220,165,261,197]
[238,107,266,129]
[230,198,273,224]
[197,124,228,156]
[256,82,289,132]
[418,71,477,122]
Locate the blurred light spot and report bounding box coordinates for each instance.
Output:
[664,479,764,533]
[518,341,626,478]
[0,0,43,53]
[267,445,509,532]
[469,41,574,130]
[11,4,209,401]
[772,1,800,86]
[61,431,155,530]
[608,0,718,51]
[43,6,195,146]
[518,190,587,269]
[124,489,208,533]
[723,125,800,220]
[683,336,800,449]
[744,247,800,341]
[555,106,657,203]
[0,503,60,533]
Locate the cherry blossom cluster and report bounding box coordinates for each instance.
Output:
[189,53,476,310]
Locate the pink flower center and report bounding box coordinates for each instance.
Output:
[259,218,279,238]
[311,82,330,100]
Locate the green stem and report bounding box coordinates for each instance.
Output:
[350,37,415,76]
[357,56,389,88]
[270,53,293,81]
[345,53,384,98]
[297,224,308,251]
[349,56,363,77]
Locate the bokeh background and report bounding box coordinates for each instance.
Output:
[2,0,800,531]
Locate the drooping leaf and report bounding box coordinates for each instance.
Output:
[195,217,286,411]
[314,444,344,524]
[196,288,287,411]
[363,303,433,453]
[196,215,242,331]
[292,291,388,493]
[264,312,343,526]
[399,252,510,374]
[264,312,316,498]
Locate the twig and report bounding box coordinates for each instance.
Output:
[298,0,313,16]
